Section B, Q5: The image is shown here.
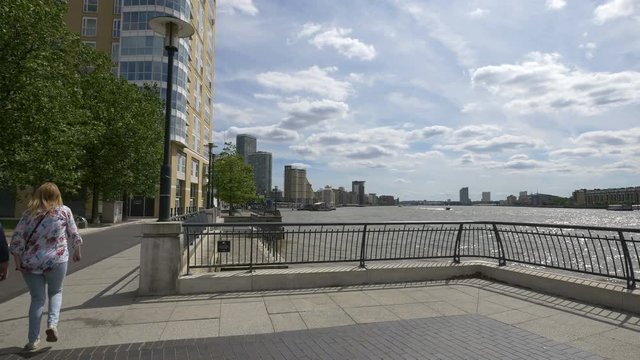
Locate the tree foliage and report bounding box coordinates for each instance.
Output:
[0,0,165,211]
[0,0,87,190]
[214,143,256,214]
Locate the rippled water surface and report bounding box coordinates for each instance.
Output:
[280,206,640,229]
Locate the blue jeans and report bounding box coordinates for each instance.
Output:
[22,262,68,342]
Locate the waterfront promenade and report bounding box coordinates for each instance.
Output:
[1,223,639,359]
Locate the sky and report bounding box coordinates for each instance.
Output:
[212,0,640,202]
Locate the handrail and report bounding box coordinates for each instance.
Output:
[182,221,639,289]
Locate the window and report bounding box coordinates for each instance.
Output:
[113,19,121,38]
[177,153,187,174]
[82,17,97,37]
[83,0,98,12]
[111,43,120,62]
[193,118,201,151]
[113,0,121,14]
[191,159,199,178]
[83,41,96,48]
[175,180,185,209]
[190,183,198,207]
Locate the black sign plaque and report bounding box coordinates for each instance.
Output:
[217,240,231,253]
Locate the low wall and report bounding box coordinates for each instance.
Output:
[177,261,640,314]
[139,221,639,313]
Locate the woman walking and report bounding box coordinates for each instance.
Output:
[10,182,82,351]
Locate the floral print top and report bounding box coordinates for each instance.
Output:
[10,205,82,273]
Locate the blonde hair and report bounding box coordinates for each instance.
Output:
[26,182,63,216]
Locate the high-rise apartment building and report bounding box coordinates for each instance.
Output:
[519,191,528,203]
[482,192,491,202]
[236,134,257,162]
[247,151,272,196]
[459,187,470,205]
[320,186,335,206]
[352,181,365,205]
[284,165,313,205]
[65,0,216,216]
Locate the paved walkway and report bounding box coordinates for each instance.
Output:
[1,240,639,358]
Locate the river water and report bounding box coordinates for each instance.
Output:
[280,205,640,229]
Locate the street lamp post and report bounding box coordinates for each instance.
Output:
[149,16,194,221]
[207,142,216,208]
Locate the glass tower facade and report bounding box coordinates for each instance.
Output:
[65,0,217,216]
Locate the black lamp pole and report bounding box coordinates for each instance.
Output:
[158,37,176,221]
[149,16,194,221]
[207,142,214,208]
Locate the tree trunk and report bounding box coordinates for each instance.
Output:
[91,184,100,224]
[228,203,234,216]
[122,191,129,221]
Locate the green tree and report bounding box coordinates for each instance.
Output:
[78,60,164,222]
[0,0,89,191]
[214,144,256,215]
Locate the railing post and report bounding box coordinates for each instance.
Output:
[453,224,463,263]
[249,227,254,273]
[618,231,636,289]
[359,224,368,268]
[185,225,191,275]
[493,224,507,266]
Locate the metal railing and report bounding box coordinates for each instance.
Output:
[170,206,203,219]
[182,221,639,289]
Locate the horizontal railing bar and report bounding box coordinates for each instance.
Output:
[182,221,640,233]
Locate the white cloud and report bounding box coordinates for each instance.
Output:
[256,66,352,101]
[453,125,501,139]
[394,178,411,184]
[461,102,483,113]
[405,151,444,159]
[297,23,323,38]
[224,125,300,142]
[214,103,255,126]
[217,0,258,16]
[437,134,543,153]
[546,0,567,10]
[594,0,638,24]
[471,52,640,115]
[387,92,434,111]
[571,128,640,145]
[297,23,377,61]
[394,0,476,66]
[278,99,349,129]
[345,145,395,159]
[549,148,600,158]
[579,42,597,59]
[468,8,490,18]
[503,154,542,170]
[407,126,451,141]
[289,163,311,169]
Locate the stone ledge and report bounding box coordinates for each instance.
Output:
[177,261,639,314]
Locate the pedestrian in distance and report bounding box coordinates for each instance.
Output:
[10,182,83,352]
[0,223,9,281]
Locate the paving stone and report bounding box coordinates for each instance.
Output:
[3,315,597,360]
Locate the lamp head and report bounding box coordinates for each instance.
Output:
[148,16,194,50]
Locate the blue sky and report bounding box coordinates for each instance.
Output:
[213,0,640,201]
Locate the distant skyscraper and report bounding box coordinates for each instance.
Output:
[284,165,313,204]
[247,151,272,195]
[236,134,256,162]
[482,192,491,202]
[459,187,470,204]
[352,181,366,205]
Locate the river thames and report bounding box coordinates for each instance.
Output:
[280,205,640,229]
